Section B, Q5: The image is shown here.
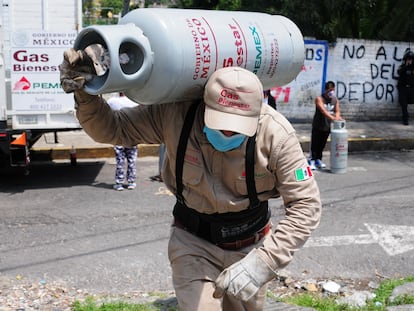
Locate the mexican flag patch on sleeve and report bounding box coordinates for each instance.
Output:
[295,166,313,181]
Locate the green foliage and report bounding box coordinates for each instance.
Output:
[376,0,414,41]
[390,294,414,305]
[285,293,353,310]
[100,0,124,14]
[171,0,414,42]
[283,277,414,311]
[84,0,414,41]
[83,0,94,12]
[373,276,414,305]
[174,0,218,9]
[216,0,241,11]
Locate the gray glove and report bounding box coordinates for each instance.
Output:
[59,48,96,93]
[213,249,277,302]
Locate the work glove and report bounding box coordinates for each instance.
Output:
[59,48,97,93]
[213,249,277,302]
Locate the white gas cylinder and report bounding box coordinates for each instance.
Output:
[330,120,348,174]
[74,8,305,105]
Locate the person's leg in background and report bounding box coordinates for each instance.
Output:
[114,145,126,190]
[399,87,409,125]
[407,88,414,125]
[159,143,166,174]
[310,128,330,169]
[125,146,138,190]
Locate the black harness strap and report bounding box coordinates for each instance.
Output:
[245,134,259,209]
[175,101,199,205]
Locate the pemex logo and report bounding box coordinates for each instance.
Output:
[13,76,31,91]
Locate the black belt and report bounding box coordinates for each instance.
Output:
[174,218,271,250]
[172,201,270,245]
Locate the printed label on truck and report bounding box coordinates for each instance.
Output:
[10,30,77,112]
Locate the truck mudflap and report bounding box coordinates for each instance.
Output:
[0,130,31,169]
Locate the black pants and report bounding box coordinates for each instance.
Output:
[310,128,330,161]
[398,86,414,123]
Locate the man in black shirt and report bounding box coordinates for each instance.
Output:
[309,81,342,170]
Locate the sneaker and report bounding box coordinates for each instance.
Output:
[315,159,326,169]
[113,183,124,191]
[127,182,136,190]
[309,160,317,171]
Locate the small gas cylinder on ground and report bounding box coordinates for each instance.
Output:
[330,120,348,174]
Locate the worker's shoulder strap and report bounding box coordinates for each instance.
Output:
[175,101,259,209]
[175,101,199,204]
[245,134,259,208]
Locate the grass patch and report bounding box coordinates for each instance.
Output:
[73,296,177,311]
[373,275,414,306]
[73,277,414,311]
[284,293,353,310]
[283,276,414,311]
[73,297,152,310]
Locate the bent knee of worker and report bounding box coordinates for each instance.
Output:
[175,278,221,311]
[223,284,268,311]
[171,254,220,310]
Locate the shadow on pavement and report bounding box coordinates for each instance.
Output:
[0,160,105,192]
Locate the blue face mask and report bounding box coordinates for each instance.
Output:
[203,126,246,152]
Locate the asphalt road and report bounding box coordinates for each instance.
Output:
[1,151,413,295]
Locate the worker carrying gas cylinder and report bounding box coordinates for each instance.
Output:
[59,9,321,311]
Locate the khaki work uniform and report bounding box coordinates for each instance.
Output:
[74,91,322,311]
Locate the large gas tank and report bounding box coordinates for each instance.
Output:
[74,8,305,104]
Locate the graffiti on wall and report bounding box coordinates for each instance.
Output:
[330,39,411,104]
[275,38,413,121]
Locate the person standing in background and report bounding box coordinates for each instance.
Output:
[397,51,414,126]
[107,92,139,191]
[309,81,342,171]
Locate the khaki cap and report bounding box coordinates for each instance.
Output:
[204,67,263,137]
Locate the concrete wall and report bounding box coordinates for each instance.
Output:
[276,38,414,122]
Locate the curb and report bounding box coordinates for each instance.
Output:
[31,144,160,161]
[347,137,414,152]
[30,137,414,162]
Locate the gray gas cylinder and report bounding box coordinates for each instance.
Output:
[330,120,348,174]
[73,8,305,105]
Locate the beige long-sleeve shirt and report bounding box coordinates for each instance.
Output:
[74,90,321,270]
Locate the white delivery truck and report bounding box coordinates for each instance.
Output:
[0,0,82,171]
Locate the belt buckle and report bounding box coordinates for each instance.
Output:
[219,223,270,250]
